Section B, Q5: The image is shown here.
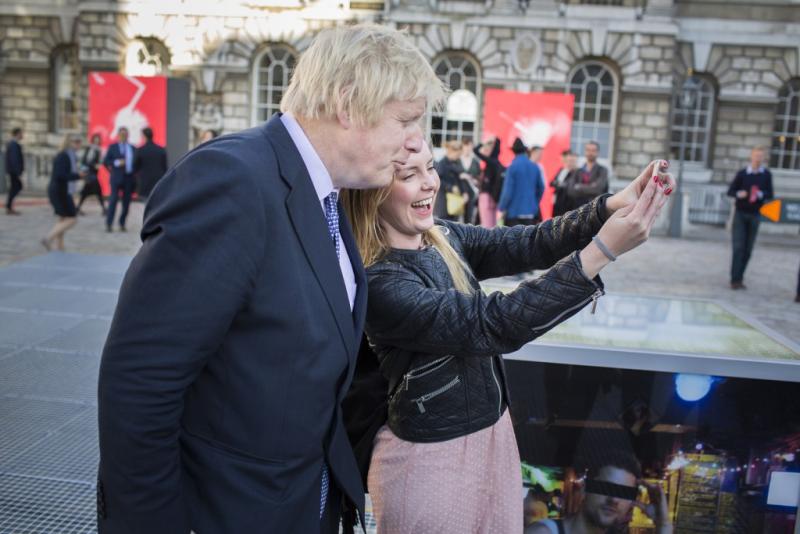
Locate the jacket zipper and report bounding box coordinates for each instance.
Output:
[489,357,502,419]
[413,376,461,414]
[532,288,604,333]
[403,356,454,391]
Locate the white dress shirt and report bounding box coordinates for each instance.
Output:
[280,113,357,311]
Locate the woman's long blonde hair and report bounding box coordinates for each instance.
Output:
[342,182,474,294]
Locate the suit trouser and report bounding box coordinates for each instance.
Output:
[730,210,760,283]
[6,174,22,209]
[107,176,134,228]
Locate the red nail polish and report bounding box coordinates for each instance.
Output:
[664,188,672,196]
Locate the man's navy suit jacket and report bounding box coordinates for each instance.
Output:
[103,142,135,183]
[97,115,367,533]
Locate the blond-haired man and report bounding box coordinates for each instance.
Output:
[98,24,445,534]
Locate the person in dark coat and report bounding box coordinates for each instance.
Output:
[134,127,168,200]
[42,134,86,250]
[474,136,504,228]
[551,150,578,217]
[4,127,24,215]
[498,137,545,227]
[727,145,774,289]
[76,133,106,215]
[563,140,609,211]
[434,140,470,221]
[103,126,136,232]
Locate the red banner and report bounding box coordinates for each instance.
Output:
[482,90,574,220]
[88,73,167,195]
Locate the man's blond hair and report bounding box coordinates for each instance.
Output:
[281,24,447,126]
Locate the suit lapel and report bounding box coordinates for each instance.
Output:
[340,210,366,330]
[265,116,356,360]
[339,207,367,372]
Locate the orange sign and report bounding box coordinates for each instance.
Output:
[760,199,781,223]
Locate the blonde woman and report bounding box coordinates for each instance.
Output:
[42,134,86,251]
[343,143,673,533]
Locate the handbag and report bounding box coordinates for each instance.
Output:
[446,190,466,217]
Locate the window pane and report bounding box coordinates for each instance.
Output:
[430,53,481,143]
[254,46,296,125]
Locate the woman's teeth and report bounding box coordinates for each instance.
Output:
[411,198,433,208]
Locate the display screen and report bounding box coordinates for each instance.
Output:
[508,360,800,533]
[767,472,800,508]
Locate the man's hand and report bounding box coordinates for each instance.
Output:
[736,190,748,199]
[634,481,673,534]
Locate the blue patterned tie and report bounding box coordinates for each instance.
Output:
[324,191,340,259]
[320,191,339,519]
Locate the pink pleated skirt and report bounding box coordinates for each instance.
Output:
[367,410,523,534]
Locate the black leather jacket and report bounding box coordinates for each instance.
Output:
[365,196,609,443]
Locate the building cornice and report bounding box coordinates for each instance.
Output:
[386,10,679,35]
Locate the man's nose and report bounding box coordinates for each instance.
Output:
[404,123,424,153]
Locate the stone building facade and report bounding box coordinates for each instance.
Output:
[1,0,798,234]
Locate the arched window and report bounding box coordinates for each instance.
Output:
[669,76,716,165]
[567,61,618,160]
[252,45,296,124]
[51,46,79,131]
[770,79,800,170]
[429,52,481,148]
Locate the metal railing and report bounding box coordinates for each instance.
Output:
[688,186,731,226]
[561,0,646,6]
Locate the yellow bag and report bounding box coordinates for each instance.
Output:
[446,191,466,217]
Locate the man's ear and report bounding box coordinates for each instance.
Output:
[336,87,353,129]
[337,106,352,129]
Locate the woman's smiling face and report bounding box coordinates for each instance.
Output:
[378,143,440,249]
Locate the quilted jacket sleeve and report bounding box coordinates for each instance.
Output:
[365,251,603,358]
[446,195,610,280]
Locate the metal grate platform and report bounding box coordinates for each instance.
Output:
[0,253,129,534]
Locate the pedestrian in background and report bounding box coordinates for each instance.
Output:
[76,133,105,216]
[460,138,481,224]
[499,137,544,227]
[727,145,773,290]
[564,141,609,211]
[528,145,546,223]
[103,127,136,232]
[42,134,86,251]
[4,127,24,215]
[435,140,469,221]
[795,263,799,303]
[551,149,577,217]
[474,136,504,228]
[134,127,168,200]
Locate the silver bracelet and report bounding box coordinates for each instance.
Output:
[592,235,617,262]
